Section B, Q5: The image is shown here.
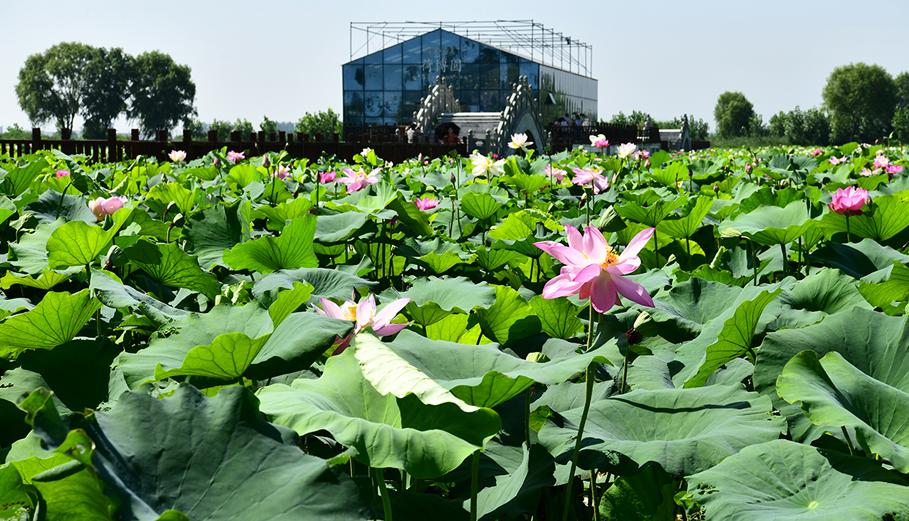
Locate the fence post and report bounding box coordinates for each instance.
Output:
[278,131,286,144]
[31,128,41,153]
[333,133,339,143]
[208,130,218,142]
[131,129,140,141]
[108,129,118,162]
[157,129,168,142]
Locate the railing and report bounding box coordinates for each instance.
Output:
[0,128,468,165]
[545,123,639,146]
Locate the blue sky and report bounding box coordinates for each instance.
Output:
[3,0,907,134]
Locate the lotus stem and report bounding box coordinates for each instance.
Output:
[561,361,596,521]
[375,467,393,521]
[846,214,851,243]
[748,239,758,286]
[842,426,856,456]
[780,242,787,275]
[55,180,73,219]
[590,468,600,521]
[470,450,480,521]
[525,386,532,447]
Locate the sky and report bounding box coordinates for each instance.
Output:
[3,0,907,135]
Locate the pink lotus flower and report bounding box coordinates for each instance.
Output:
[168,150,186,162]
[55,170,70,178]
[544,164,566,183]
[337,167,381,193]
[414,197,439,211]
[810,149,824,157]
[860,168,879,177]
[873,154,891,170]
[226,150,245,162]
[571,166,612,194]
[886,165,903,174]
[313,294,411,353]
[589,134,608,148]
[635,150,650,161]
[88,196,127,220]
[535,226,655,313]
[320,171,337,183]
[829,156,846,165]
[616,143,637,159]
[272,164,291,180]
[828,186,869,216]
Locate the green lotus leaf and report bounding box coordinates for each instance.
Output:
[147,180,196,215]
[30,384,367,520]
[820,194,909,241]
[657,195,713,240]
[223,214,318,274]
[475,285,541,346]
[460,192,500,220]
[118,303,274,388]
[598,466,676,521]
[9,219,67,275]
[0,464,37,519]
[538,385,785,476]
[778,350,909,472]
[251,196,312,231]
[257,268,369,304]
[754,307,909,443]
[314,211,370,243]
[810,238,909,280]
[123,239,221,300]
[858,260,909,313]
[25,188,98,224]
[1,157,47,197]
[528,295,583,339]
[774,267,873,329]
[684,288,782,388]
[182,199,251,268]
[721,200,814,246]
[89,269,189,322]
[617,195,687,228]
[372,330,611,408]
[0,268,73,290]
[387,193,434,236]
[394,276,496,329]
[687,440,909,521]
[0,290,102,359]
[257,347,501,479]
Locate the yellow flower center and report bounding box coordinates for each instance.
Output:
[598,246,620,269]
[341,302,358,322]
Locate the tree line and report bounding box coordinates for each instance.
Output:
[183,109,342,141]
[714,63,909,145]
[601,111,710,141]
[15,42,196,139]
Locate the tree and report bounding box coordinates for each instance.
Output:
[295,109,342,137]
[128,51,196,138]
[822,63,896,144]
[892,72,909,142]
[260,115,277,134]
[16,42,99,130]
[81,47,133,138]
[713,91,755,137]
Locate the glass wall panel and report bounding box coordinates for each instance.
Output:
[365,64,383,90]
[344,91,364,117]
[460,90,479,113]
[480,63,499,90]
[343,61,365,90]
[500,63,519,89]
[480,90,500,112]
[383,92,402,123]
[403,91,422,122]
[364,92,383,117]
[403,64,422,91]
[459,63,479,90]
[384,64,402,91]
[364,50,382,64]
[461,38,479,64]
[383,44,402,64]
[402,37,421,64]
[478,44,501,64]
[520,62,539,88]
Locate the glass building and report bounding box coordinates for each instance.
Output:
[342,28,597,137]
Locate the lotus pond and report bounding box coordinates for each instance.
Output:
[1,141,909,520]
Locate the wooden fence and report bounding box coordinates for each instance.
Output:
[0,128,468,165]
